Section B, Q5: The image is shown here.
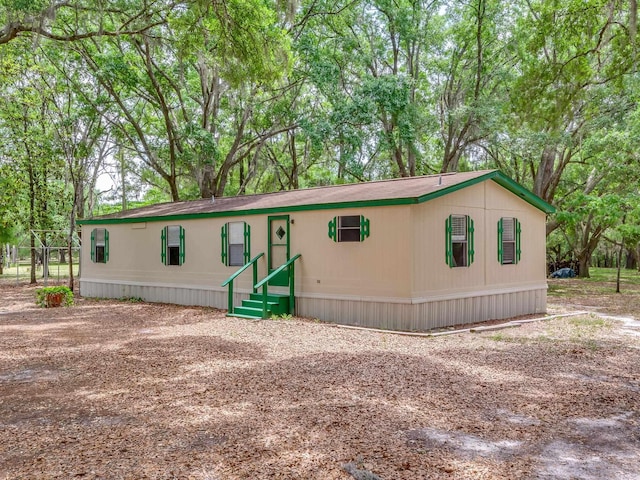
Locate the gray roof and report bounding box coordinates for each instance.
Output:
[80,170,554,225]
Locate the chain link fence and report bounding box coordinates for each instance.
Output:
[0,245,80,286]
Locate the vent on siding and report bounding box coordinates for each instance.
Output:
[167,226,181,247]
[502,218,515,241]
[451,215,467,241]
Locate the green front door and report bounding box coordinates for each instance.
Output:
[268,215,290,286]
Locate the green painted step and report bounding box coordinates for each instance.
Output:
[241,299,283,314]
[248,292,288,302]
[231,306,264,318]
[228,293,292,320]
[226,312,262,320]
[248,293,290,314]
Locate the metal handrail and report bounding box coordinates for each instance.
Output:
[255,254,301,319]
[254,254,301,289]
[221,253,264,314]
[222,253,264,287]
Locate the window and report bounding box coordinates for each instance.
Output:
[445,215,474,267]
[328,215,370,242]
[221,221,250,266]
[161,225,185,266]
[90,228,109,263]
[498,217,521,264]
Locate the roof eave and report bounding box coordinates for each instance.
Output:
[489,171,556,214]
[77,171,555,226]
[76,196,419,225]
[415,170,555,214]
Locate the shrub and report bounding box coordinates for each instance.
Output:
[35,286,74,308]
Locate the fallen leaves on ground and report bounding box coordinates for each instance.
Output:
[0,283,639,479]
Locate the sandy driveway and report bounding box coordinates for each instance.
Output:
[0,283,639,479]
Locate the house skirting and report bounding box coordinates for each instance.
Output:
[79,278,246,309]
[296,286,547,331]
[79,278,546,331]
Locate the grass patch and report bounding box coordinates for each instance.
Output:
[585,267,640,285]
[548,268,640,306]
[547,283,567,296]
[118,296,144,303]
[532,334,558,344]
[270,313,293,320]
[1,262,80,281]
[569,316,608,328]
[488,333,556,345]
[489,333,514,342]
[548,281,622,297]
[582,338,600,351]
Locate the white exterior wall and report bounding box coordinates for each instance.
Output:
[80,179,549,331]
[410,181,548,297]
[289,207,412,298]
[295,181,548,330]
[80,206,413,302]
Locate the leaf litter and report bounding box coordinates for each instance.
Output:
[0,282,638,479]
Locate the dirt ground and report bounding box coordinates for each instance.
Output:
[0,280,639,480]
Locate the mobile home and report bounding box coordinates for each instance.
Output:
[79,170,555,331]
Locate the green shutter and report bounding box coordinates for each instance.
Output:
[515,218,521,264]
[221,223,228,265]
[179,226,185,265]
[90,229,96,262]
[328,217,337,242]
[161,227,167,265]
[360,215,370,241]
[497,218,503,264]
[445,216,453,267]
[467,216,475,265]
[104,229,109,263]
[243,223,251,263]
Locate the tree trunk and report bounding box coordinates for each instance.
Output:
[533,146,555,200]
[616,242,624,293]
[30,234,36,284]
[441,147,462,173]
[68,199,77,291]
[41,246,50,279]
[289,130,299,189]
[625,248,637,270]
[577,256,590,278]
[120,148,127,211]
[168,176,180,202]
[28,161,36,284]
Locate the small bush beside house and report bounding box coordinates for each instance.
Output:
[35,286,74,308]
